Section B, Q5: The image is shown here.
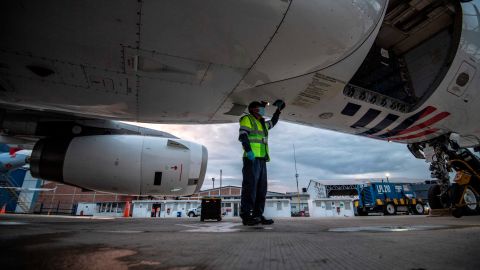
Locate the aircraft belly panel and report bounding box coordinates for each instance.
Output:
[237,0,388,88]
[137,63,245,123]
[139,0,290,68]
[0,0,139,72]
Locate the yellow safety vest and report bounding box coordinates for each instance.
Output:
[239,114,271,161]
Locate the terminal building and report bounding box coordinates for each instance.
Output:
[306,180,362,217]
[1,169,439,219]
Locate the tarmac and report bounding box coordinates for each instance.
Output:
[1,214,480,270]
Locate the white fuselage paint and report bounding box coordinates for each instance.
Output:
[0,0,479,146]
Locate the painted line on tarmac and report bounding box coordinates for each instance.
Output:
[328,225,450,232]
[95,230,145,234]
[178,222,242,233]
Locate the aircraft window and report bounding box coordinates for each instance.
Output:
[154,172,162,185]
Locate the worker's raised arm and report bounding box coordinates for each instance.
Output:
[266,109,281,130]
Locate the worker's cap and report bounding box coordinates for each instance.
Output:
[248,101,268,110]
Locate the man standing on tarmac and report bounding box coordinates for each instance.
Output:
[238,100,285,226]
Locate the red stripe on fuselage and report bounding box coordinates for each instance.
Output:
[389,129,439,141]
[394,112,450,136]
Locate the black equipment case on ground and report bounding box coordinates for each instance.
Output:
[200,197,222,221]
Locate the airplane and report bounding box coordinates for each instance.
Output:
[0,0,479,213]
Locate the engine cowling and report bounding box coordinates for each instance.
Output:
[30,135,207,196]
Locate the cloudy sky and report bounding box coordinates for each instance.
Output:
[135,120,433,193]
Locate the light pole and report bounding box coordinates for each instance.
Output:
[385,173,390,183]
[219,169,222,197]
[293,144,301,214]
[212,177,215,192]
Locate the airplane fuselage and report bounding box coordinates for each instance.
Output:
[0,0,479,147]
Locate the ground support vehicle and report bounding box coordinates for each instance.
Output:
[200,197,222,222]
[428,146,480,218]
[355,182,425,216]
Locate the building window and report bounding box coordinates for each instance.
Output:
[277,202,282,210]
[326,202,332,210]
[267,202,274,207]
[315,201,321,207]
[344,202,351,210]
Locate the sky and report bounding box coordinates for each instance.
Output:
[134,120,433,193]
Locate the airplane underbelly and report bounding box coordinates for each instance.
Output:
[0,0,387,123]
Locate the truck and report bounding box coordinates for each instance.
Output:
[187,206,201,217]
[354,182,425,216]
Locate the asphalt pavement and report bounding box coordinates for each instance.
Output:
[1,214,479,270]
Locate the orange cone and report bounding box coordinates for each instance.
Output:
[123,201,131,218]
[0,204,6,214]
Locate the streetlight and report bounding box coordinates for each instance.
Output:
[212,177,215,190]
[385,173,390,182]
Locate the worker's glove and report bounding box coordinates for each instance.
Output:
[246,151,255,161]
[273,99,286,111]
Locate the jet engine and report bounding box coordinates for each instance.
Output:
[30,135,207,196]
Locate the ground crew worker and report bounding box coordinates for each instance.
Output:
[238,100,285,225]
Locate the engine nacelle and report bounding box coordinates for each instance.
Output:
[30,135,207,196]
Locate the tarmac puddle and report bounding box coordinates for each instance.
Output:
[0,221,28,225]
[95,230,145,234]
[329,225,450,232]
[178,222,241,232]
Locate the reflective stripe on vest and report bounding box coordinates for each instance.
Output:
[240,114,269,160]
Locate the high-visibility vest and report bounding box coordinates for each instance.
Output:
[239,114,271,161]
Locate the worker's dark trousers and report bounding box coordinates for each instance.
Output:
[241,158,267,218]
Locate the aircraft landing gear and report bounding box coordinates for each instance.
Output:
[410,134,480,218]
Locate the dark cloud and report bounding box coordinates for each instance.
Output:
[134,121,432,192]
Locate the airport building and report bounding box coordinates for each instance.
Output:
[0,168,42,213]
[2,172,439,219]
[306,180,360,217]
[32,184,293,218]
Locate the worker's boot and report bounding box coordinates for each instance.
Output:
[241,213,260,226]
[259,216,274,225]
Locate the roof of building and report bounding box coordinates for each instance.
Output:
[198,185,241,192]
[307,178,430,190]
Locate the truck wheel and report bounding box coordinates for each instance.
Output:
[461,186,480,216]
[384,203,396,215]
[357,207,368,216]
[412,203,424,215]
[428,185,443,209]
[188,212,195,217]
